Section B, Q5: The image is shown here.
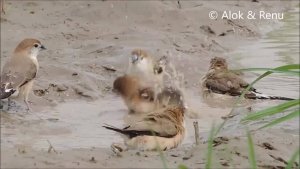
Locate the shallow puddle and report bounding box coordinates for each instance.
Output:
[1,6,299,152]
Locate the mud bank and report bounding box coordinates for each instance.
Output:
[1,1,299,168]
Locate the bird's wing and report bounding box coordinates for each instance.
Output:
[226,71,258,92]
[1,57,37,89]
[204,70,247,95]
[113,75,138,96]
[237,78,258,92]
[204,78,231,94]
[126,109,178,137]
[104,108,178,138]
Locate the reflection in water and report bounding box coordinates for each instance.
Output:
[267,8,299,64]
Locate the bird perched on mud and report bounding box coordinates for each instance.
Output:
[103,106,185,151]
[0,38,46,110]
[202,57,294,100]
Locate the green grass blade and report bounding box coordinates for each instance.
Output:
[240,64,300,100]
[259,109,300,129]
[247,130,257,169]
[242,99,300,122]
[234,68,300,76]
[178,164,188,169]
[215,64,300,136]
[205,124,215,169]
[285,148,300,169]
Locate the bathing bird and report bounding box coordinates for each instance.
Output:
[202,57,295,100]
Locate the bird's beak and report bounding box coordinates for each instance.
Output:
[131,55,139,64]
[40,45,47,50]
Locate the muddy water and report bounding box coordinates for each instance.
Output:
[220,7,300,136]
[230,7,299,99]
[1,8,299,151]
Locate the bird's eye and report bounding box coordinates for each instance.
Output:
[34,44,39,48]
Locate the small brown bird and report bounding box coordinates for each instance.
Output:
[127,49,167,88]
[113,74,186,114]
[0,38,46,110]
[113,49,171,114]
[103,106,185,151]
[127,49,154,77]
[202,57,294,100]
[113,75,156,114]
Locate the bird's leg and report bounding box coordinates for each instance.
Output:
[0,100,3,110]
[18,81,34,112]
[7,97,11,110]
[24,99,32,112]
[24,91,34,112]
[111,143,127,156]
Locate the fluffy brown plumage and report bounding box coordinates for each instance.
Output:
[113,75,156,114]
[103,106,185,151]
[202,57,294,100]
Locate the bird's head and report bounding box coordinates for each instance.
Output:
[209,57,228,70]
[129,49,153,73]
[14,38,46,57]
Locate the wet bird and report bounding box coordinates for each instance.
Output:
[103,106,185,151]
[127,49,167,88]
[113,75,156,114]
[0,38,46,110]
[113,49,169,113]
[202,57,295,100]
[107,50,186,151]
[113,74,185,114]
[114,49,185,113]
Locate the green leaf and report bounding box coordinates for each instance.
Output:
[239,64,300,100]
[242,99,300,122]
[259,109,300,129]
[178,164,189,169]
[233,68,300,76]
[285,148,300,169]
[205,124,215,169]
[247,130,257,169]
[215,64,300,136]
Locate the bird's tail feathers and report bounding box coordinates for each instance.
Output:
[246,91,295,101]
[0,84,16,99]
[103,124,130,136]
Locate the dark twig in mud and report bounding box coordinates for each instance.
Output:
[193,121,200,145]
[221,114,236,120]
[89,156,97,163]
[1,0,5,14]
[102,65,117,72]
[177,1,181,9]
[88,49,103,55]
[47,140,57,153]
[269,154,288,165]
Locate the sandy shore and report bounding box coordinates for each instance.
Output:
[1,1,299,168]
